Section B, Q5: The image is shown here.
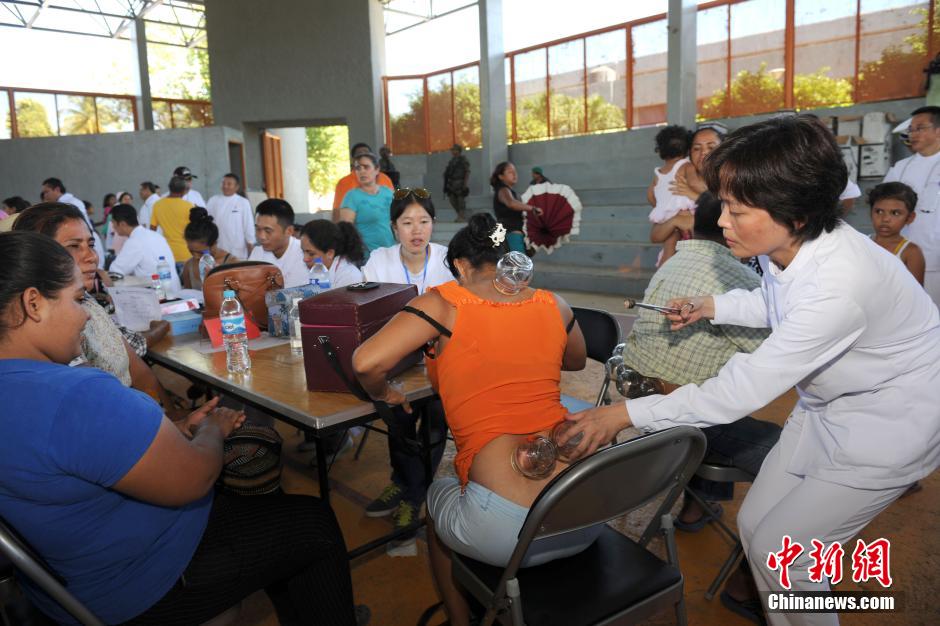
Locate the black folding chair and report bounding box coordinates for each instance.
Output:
[561,306,622,412]
[0,516,103,626]
[451,426,706,626]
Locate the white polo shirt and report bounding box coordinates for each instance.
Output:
[138,193,160,229]
[206,193,255,259]
[248,235,308,288]
[109,226,181,295]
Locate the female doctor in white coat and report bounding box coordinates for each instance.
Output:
[565,115,940,626]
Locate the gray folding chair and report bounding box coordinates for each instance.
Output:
[451,425,707,626]
[0,516,103,626]
[560,306,622,412]
[682,463,756,600]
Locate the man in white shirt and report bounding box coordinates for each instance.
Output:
[40,176,105,268]
[138,181,160,229]
[161,166,206,207]
[207,173,255,258]
[109,204,181,295]
[884,105,940,306]
[248,198,308,288]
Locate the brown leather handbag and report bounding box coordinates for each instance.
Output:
[202,261,284,329]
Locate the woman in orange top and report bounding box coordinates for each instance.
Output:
[353,213,602,626]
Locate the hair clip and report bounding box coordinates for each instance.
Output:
[489,223,507,247]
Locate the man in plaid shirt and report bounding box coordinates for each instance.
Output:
[622,193,781,532]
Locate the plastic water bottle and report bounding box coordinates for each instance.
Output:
[151,273,166,302]
[156,256,173,297]
[308,257,330,291]
[198,250,216,284]
[289,296,304,355]
[220,289,251,374]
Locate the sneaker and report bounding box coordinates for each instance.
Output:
[365,483,403,518]
[393,500,418,532]
[390,501,419,549]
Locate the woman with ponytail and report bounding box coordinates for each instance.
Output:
[299,220,365,288]
[182,207,238,289]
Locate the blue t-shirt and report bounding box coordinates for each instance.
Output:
[341,186,396,253]
[0,360,212,624]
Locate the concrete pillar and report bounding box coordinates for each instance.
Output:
[272,128,311,215]
[133,16,154,131]
[478,0,508,194]
[368,0,387,148]
[666,0,697,127]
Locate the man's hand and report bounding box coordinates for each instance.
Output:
[205,406,247,439]
[175,397,246,438]
[557,404,632,462]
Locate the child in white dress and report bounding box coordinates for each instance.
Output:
[646,126,695,265]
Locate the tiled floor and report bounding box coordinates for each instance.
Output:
[230,355,939,625]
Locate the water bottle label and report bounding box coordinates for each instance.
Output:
[160,271,171,280]
[222,315,246,335]
[319,280,331,290]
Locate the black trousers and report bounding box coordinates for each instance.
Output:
[123,493,356,626]
[688,416,782,501]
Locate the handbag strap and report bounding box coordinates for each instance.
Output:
[316,335,424,452]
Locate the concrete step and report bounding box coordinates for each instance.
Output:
[534,240,661,268]
[532,261,652,298]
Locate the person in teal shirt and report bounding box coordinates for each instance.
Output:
[339,152,396,254]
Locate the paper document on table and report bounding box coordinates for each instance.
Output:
[110,286,162,331]
[192,333,291,354]
[178,288,205,305]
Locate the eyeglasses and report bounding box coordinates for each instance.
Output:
[909,125,937,134]
[393,187,431,200]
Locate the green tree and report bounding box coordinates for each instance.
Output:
[793,68,853,110]
[14,99,54,137]
[390,81,484,154]
[306,126,350,197]
[60,96,97,135]
[513,92,624,141]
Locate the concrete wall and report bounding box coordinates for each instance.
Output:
[204,0,385,196]
[0,125,243,212]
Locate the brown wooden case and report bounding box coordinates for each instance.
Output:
[299,283,420,393]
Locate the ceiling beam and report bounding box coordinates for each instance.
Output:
[25,0,50,28]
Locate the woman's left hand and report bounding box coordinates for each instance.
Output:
[557,404,632,462]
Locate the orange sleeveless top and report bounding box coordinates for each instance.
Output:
[426,281,569,486]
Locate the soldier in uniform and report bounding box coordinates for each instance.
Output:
[443,143,470,221]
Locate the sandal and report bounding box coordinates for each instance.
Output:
[720,590,767,625]
[674,502,723,532]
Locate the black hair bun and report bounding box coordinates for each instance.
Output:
[467,213,497,247]
[189,206,213,223]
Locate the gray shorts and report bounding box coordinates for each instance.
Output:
[427,476,603,567]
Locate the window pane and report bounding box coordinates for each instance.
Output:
[729,0,786,116]
[513,49,548,142]
[147,43,211,100]
[172,102,213,128]
[453,65,481,149]
[548,39,585,137]
[57,95,97,135]
[858,0,929,101]
[14,92,57,137]
[152,100,173,129]
[697,6,730,120]
[794,0,856,109]
[97,97,135,132]
[387,78,427,154]
[1,91,11,140]
[632,19,668,126]
[585,29,627,133]
[427,72,453,153]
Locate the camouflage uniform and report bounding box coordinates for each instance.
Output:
[443,152,470,220]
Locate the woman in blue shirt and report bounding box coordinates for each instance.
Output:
[0,231,358,625]
[339,152,395,254]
